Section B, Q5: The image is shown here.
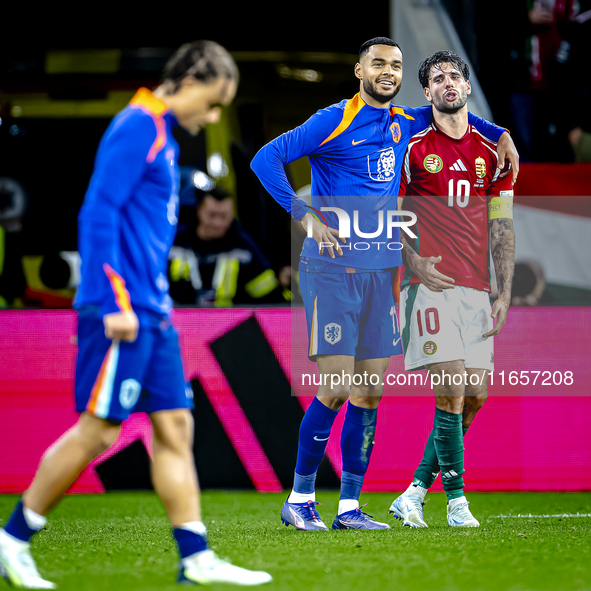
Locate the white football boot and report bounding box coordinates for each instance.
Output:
[389,493,428,528]
[0,529,56,589]
[447,497,480,527]
[178,549,272,586]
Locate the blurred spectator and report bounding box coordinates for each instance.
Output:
[169,172,292,307]
[0,177,27,307]
[511,261,547,305]
[508,0,580,162]
[0,177,81,308]
[565,5,591,161]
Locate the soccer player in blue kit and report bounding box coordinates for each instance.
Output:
[251,37,519,531]
[0,41,271,588]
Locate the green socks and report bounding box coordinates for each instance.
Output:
[414,408,466,500]
[413,429,440,489]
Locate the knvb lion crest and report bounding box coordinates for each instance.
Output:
[368,147,395,182]
[390,122,401,143]
[324,323,342,345]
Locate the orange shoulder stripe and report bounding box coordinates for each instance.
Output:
[130,87,168,116]
[319,94,365,147]
[103,263,133,312]
[389,106,415,120]
[129,88,168,163]
[146,116,167,164]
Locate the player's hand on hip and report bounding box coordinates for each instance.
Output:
[103,310,139,342]
[414,255,455,292]
[482,297,510,338]
[299,212,345,259]
[497,132,519,186]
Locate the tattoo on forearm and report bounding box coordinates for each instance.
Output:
[490,218,515,298]
[401,235,417,268]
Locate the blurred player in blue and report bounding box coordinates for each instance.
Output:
[251,37,518,531]
[0,41,271,588]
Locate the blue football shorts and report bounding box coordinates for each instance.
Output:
[299,261,402,361]
[75,306,193,423]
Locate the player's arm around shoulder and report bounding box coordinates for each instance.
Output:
[408,105,520,184]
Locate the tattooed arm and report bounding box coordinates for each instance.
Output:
[483,218,515,337]
[400,234,456,292]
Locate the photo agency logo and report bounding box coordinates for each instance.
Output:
[307,205,417,251]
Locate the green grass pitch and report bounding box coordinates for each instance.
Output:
[1,491,590,590]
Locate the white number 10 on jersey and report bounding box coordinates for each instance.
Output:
[448,179,470,208]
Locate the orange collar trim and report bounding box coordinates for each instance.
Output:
[130,87,168,117]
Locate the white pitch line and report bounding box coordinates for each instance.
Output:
[488,513,591,519]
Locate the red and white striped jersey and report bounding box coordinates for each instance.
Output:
[399,123,513,292]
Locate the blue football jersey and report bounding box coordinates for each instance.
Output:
[251,93,504,270]
[75,88,180,318]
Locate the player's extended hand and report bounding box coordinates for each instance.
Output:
[497,132,519,186]
[482,297,510,338]
[299,212,346,259]
[103,310,139,342]
[412,255,455,292]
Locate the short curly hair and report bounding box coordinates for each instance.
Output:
[359,37,402,60]
[418,50,469,89]
[162,40,238,90]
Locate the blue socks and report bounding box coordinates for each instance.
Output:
[172,522,208,559]
[340,403,377,502]
[293,397,339,493]
[292,397,377,511]
[3,500,47,543]
[4,501,209,562]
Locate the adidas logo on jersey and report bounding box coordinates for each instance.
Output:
[449,159,467,171]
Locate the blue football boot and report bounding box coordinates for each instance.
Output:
[332,505,390,530]
[280,498,329,531]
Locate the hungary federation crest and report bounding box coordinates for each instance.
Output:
[475,157,486,178]
[324,323,342,345]
[423,341,437,356]
[424,154,443,173]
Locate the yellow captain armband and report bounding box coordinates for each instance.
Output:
[488,191,514,220]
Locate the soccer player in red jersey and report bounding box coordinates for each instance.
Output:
[388,51,516,528]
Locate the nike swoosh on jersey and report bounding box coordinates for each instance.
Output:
[313,436,330,441]
[352,139,367,145]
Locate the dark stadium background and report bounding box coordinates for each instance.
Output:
[0,1,514,265]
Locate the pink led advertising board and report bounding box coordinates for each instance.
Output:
[0,307,590,493]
